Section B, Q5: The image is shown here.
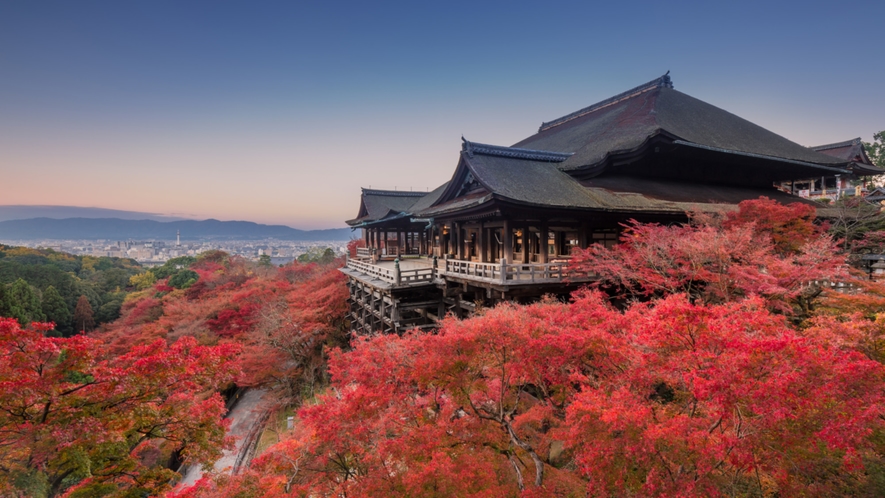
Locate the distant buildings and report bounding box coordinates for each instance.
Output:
[5,238,347,265]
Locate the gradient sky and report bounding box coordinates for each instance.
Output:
[1,1,883,229]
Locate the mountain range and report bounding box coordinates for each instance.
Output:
[0,205,189,222]
[0,207,354,241]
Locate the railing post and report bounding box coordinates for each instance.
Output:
[500,258,507,284]
[432,255,438,279]
[394,258,401,286]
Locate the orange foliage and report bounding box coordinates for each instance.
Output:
[94,254,348,395]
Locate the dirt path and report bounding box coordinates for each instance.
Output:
[177,388,269,488]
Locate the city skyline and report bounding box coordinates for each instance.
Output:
[2,0,883,229]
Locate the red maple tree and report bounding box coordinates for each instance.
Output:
[0,318,240,497]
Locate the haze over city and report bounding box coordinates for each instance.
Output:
[2,0,883,229]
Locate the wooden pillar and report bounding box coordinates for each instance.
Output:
[579,223,589,249]
[454,222,461,259]
[383,231,388,255]
[364,228,370,246]
[522,225,530,264]
[503,219,513,263]
[478,222,486,263]
[540,221,549,264]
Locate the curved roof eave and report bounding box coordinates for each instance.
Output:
[672,140,852,175]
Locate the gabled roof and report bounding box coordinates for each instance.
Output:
[810,138,884,176]
[347,188,427,226]
[457,140,596,208]
[412,139,815,218]
[513,73,849,176]
[407,182,450,214]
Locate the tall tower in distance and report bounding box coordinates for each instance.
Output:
[176,230,181,246]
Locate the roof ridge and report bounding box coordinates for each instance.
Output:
[810,138,863,151]
[461,138,573,162]
[538,72,673,133]
[361,188,426,197]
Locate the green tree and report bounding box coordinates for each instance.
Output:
[7,279,45,325]
[297,247,337,264]
[168,269,199,289]
[95,296,124,324]
[73,295,94,333]
[0,285,11,318]
[153,256,196,279]
[41,286,72,336]
[258,254,272,267]
[863,130,885,167]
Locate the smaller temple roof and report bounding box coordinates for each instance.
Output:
[405,182,450,214]
[459,141,600,209]
[346,188,427,226]
[810,138,884,177]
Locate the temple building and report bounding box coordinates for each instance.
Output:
[341,73,883,334]
[779,138,881,200]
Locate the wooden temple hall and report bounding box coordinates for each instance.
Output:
[341,73,883,334]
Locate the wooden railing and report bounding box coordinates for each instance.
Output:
[442,259,592,285]
[356,247,372,259]
[346,258,396,281]
[345,257,593,287]
[345,258,435,286]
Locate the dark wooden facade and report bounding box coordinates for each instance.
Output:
[342,73,868,334]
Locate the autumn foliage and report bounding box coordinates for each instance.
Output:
[568,197,843,318]
[94,253,348,398]
[0,249,349,496]
[8,198,885,497]
[0,318,239,497]
[177,198,885,497]
[180,291,885,497]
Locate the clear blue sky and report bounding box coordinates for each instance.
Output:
[1,0,882,228]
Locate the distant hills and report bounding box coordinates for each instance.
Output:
[0,217,355,242]
[0,205,189,222]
